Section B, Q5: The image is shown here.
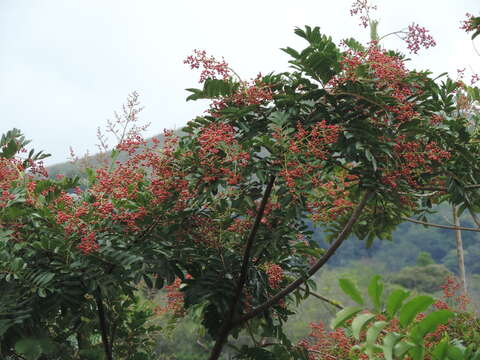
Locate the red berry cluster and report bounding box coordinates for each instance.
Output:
[381,138,451,190]
[155,277,185,317]
[47,125,193,254]
[207,76,274,117]
[0,158,20,209]
[264,263,284,289]
[349,0,377,28]
[195,122,250,185]
[231,74,273,107]
[184,53,274,117]
[298,321,365,360]
[440,276,470,311]
[278,121,343,197]
[404,23,436,54]
[306,178,356,223]
[246,200,280,227]
[184,49,231,83]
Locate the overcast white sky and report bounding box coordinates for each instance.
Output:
[1,0,479,165]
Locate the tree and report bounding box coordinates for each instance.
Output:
[1,3,480,360]
[391,264,451,293]
[416,252,434,267]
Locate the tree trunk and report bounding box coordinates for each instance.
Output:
[95,287,113,360]
[452,205,468,295]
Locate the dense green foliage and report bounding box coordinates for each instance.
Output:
[328,276,480,359]
[1,4,480,360]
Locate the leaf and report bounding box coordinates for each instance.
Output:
[386,289,410,319]
[85,167,96,184]
[368,275,383,312]
[410,310,454,342]
[289,26,340,83]
[2,139,19,158]
[394,341,416,358]
[399,295,434,328]
[281,46,300,59]
[185,79,238,101]
[339,278,364,305]
[185,88,204,101]
[0,319,13,337]
[342,38,365,52]
[431,338,450,360]
[409,343,425,360]
[351,312,376,340]
[446,344,465,359]
[142,274,153,288]
[365,149,378,171]
[382,333,403,360]
[204,79,236,98]
[37,338,56,355]
[472,29,480,40]
[366,321,387,350]
[331,306,363,329]
[15,338,43,360]
[268,111,290,126]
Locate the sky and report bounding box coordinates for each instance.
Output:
[1,0,479,165]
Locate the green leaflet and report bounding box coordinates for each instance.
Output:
[339,278,364,305]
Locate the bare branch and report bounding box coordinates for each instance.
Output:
[403,216,480,232]
[418,183,480,191]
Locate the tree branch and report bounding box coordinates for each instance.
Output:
[208,175,276,360]
[232,189,374,327]
[417,183,480,192]
[402,216,480,232]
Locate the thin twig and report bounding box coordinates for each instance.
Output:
[403,216,480,232]
[196,339,210,352]
[418,183,480,191]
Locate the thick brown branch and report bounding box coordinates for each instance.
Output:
[208,175,276,360]
[232,189,374,328]
[403,217,480,232]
